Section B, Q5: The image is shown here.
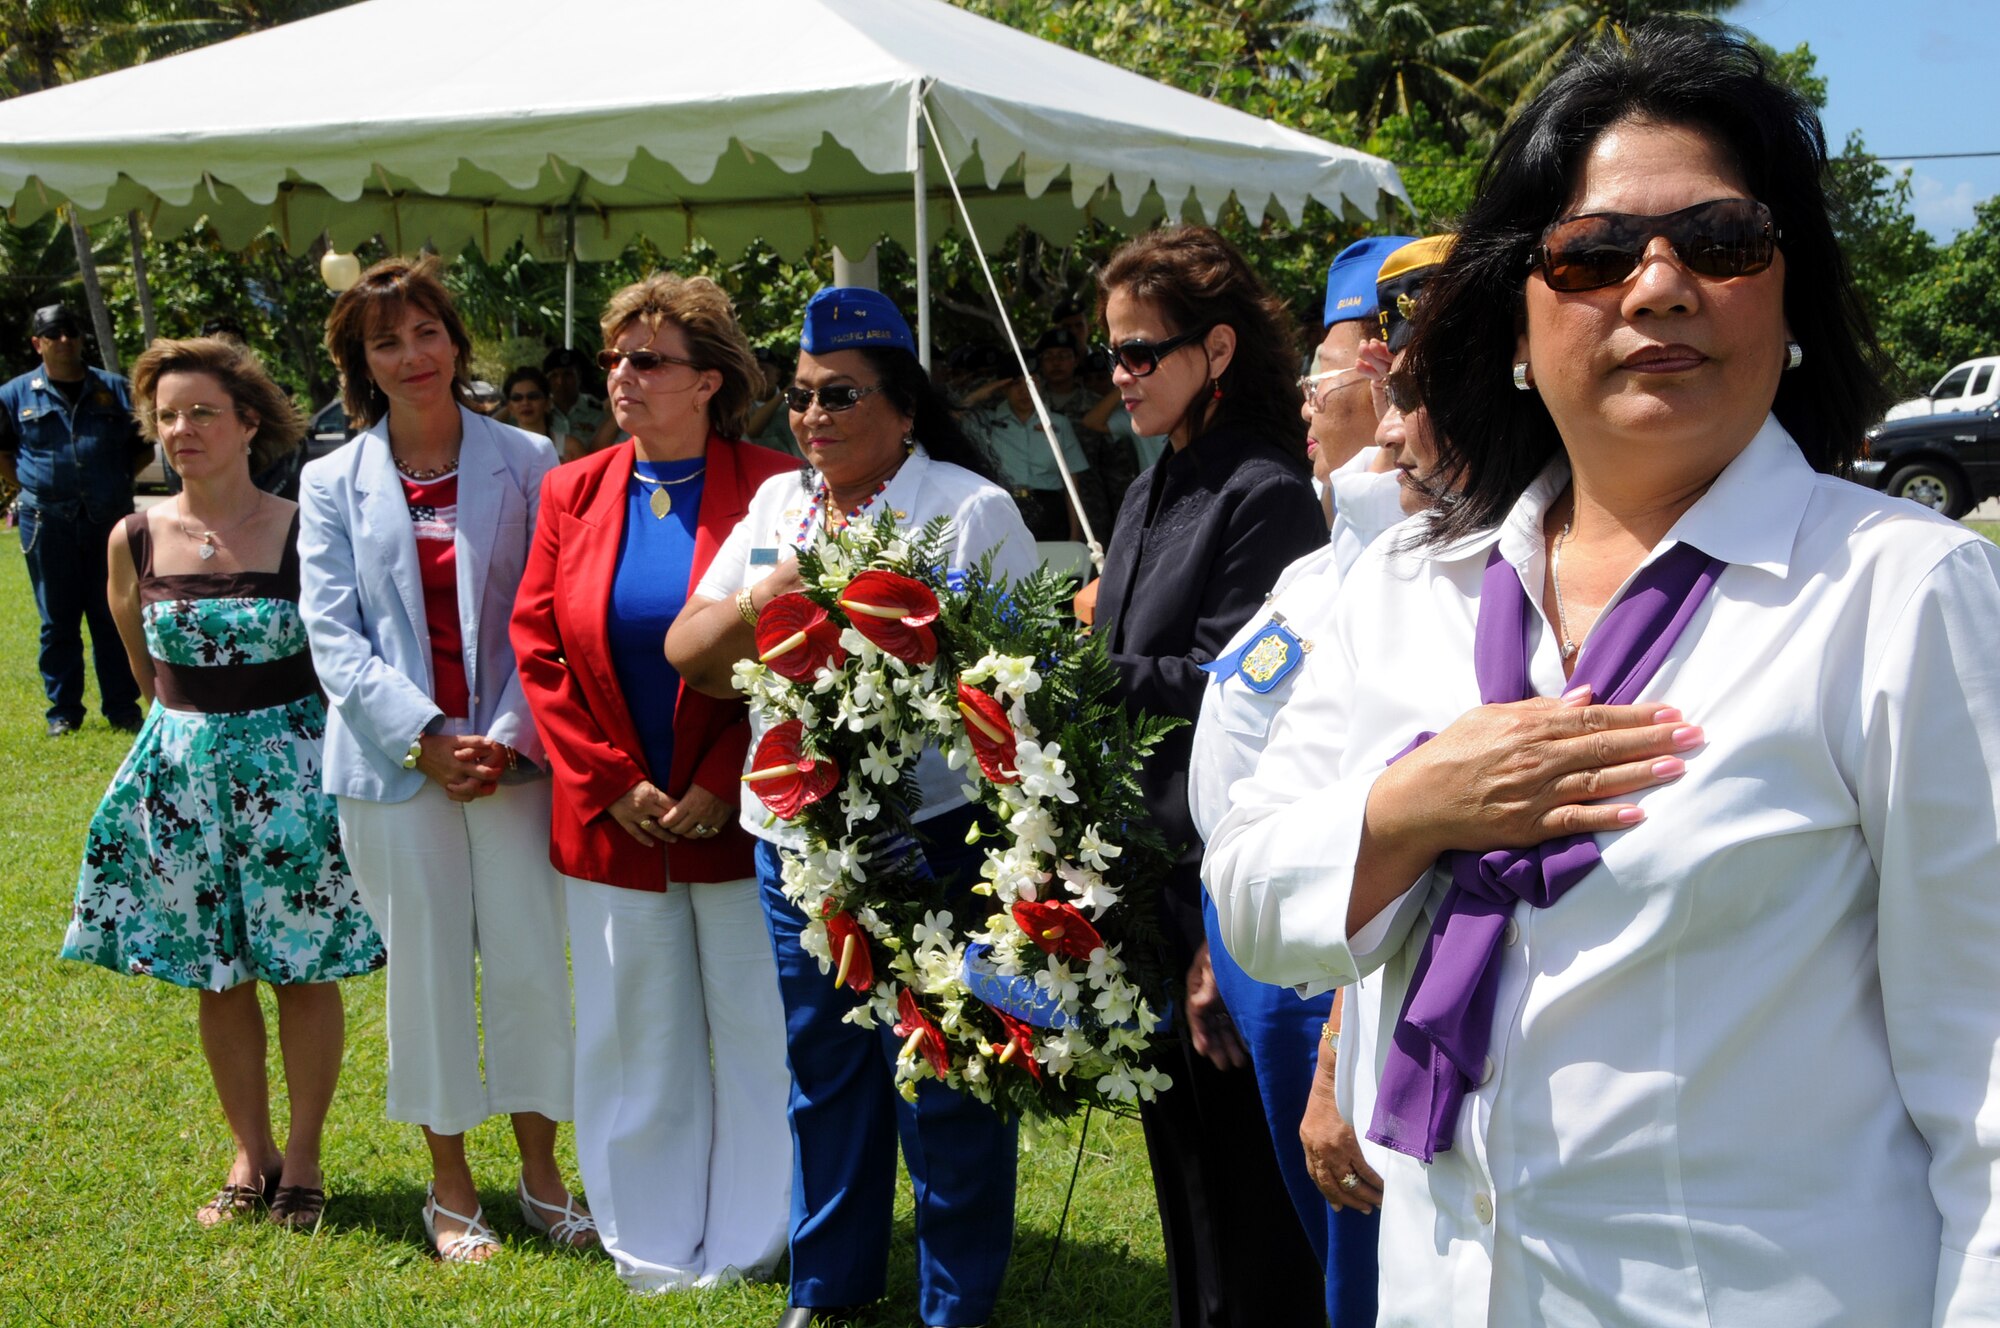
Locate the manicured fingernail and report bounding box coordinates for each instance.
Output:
[1616,806,1646,825]
[1671,726,1703,750]
[1651,757,1685,779]
[1561,684,1592,704]
[1653,707,1682,723]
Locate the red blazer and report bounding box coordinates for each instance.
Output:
[510,433,796,889]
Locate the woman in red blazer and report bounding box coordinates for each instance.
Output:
[510,275,797,1294]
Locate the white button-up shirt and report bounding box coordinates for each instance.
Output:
[695,446,1039,845]
[1204,417,2000,1325]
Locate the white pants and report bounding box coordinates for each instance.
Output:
[338,780,573,1135]
[566,875,792,1292]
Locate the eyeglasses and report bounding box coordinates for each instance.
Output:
[1106,324,1213,378]
[154,404,230,429]
[597,348,701,374]
[1529,198,1779,293]
[1372,371,1421,416]
[508,391,547,404]
[782,383,883,413]
[38,327,79,342]
[1297,366,1369,410]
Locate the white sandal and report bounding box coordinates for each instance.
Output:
[517,1176,598,1248]
[422,1183,500,1263]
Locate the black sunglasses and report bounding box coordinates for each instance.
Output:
[508,391,546,403]
[1106,324,1213,378]
[597,348,700,374]
[1528,198,1779,293]
[782,383,883,413]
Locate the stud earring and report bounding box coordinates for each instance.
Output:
[1785,341,1803,371]
[1511,362,1532,392]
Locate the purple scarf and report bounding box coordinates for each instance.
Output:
[1368,540,1724,1162]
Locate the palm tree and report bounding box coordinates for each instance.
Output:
[1476,0,1740,120]
[1324,0,1503,147]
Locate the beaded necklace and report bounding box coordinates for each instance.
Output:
[794,475,890,547]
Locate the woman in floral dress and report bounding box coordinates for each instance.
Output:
[61,337,383,1230]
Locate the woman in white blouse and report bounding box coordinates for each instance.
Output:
[1205,20,2000,1326]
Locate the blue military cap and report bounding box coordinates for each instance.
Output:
[1322,235,1417,328]
[800,286,916,357]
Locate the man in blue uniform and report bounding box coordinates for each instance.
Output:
[0,304,146,736]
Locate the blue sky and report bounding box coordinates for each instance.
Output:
[1733,0,1995,240]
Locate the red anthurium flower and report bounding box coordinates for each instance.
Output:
[1011,898,1105,963]
[894,988,950,1077]
[823,905,875,992]
[991,1010,1044,1080]
[755,593,846,682]
[742,720,839,819]
[839,570,939,665]
[957,683,1018,784]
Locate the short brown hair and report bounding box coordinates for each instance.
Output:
[130,336,304,476]
[323,254,475,426]
[599,273,759,439]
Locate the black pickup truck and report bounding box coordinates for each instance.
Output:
[1857,403,2000,517]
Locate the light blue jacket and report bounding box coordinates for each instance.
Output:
[298,406,556,803]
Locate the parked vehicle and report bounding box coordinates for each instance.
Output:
[1883,356,2000,421]
[1856,403,2000,517]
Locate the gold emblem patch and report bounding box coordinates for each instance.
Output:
[1240,632,1293,686]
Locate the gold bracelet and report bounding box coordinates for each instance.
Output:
[1321,1020,1339,1050]
[736,586,760,626]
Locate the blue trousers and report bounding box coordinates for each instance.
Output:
[1202,893,1380,1326]
[17,497,139,726]
[756,805,1017,1327]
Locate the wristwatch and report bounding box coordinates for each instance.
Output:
[402,736,424,770]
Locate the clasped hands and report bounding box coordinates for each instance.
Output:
[413,732,516,802]
[608,780,733,846]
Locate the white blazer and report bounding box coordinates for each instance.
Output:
[299,406,556,803]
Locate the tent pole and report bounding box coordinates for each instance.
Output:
[563,204,577,350]
[914,91,931,372]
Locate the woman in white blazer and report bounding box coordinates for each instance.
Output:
[299,256,591,1263]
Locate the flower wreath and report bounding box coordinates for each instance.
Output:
[732,513,1182,1120]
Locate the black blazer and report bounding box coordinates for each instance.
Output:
[1095,419,1327,960]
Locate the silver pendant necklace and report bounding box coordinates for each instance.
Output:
[176,496,262,562]
[1551,517,1581,661]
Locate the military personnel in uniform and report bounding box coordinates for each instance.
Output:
[0,304,147,736]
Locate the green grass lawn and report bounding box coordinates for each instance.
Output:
[0,531,1169,1326]
[1969,521,2000,545]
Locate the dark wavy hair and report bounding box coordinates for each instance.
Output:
[1096,225,1308,466]
[1407,18,1892,547]
[323,254,476,426]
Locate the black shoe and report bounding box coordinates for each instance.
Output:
[46,717,79,738]
[779,1308,861,1328]
[106,713,142,734]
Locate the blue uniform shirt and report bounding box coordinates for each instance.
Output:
[0,364,143,519]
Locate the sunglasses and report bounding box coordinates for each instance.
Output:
[1106,324,1213,378]
[597,348,700,374]
[1528,198,1779,293]
[508,391,546,403]
[154,404,231,429]
[1370,372,1421,416]
[782,383,882,413]
[38,326,80,341]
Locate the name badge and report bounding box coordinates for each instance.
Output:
[749,546,779,567]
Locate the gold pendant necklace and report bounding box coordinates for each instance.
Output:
[633,467,705,519]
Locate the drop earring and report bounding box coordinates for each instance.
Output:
[1784,341,1803,371]
[1210,378,1224,402]
[1511,362,1532,392]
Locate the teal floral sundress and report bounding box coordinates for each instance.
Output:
[60,512,384,991]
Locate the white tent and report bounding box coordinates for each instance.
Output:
[0,0,1406,270]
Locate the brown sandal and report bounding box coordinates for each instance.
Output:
[269,1185,327,1231]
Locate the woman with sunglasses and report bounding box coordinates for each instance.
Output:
[668,287,1038,1328]
[1207,21,2000,1324]
[300,256,588,1261]
[1091,226,1331,1327]
[500,366,587,463]
[509,274,797,1291]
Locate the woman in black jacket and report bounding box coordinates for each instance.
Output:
[1093,226,1330,1326]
